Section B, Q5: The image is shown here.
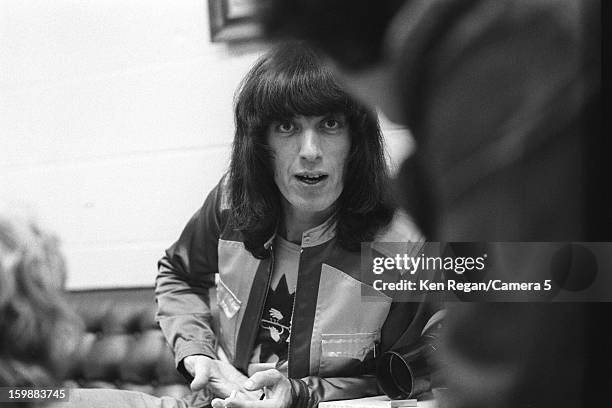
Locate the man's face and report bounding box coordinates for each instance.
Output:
[267,114,350,219]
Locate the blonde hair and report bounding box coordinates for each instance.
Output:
[0,202,81,386]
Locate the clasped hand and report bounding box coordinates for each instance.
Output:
[183,355,294,408]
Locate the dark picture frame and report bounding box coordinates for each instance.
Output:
[208,0,262,42]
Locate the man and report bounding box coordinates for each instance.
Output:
[155,43,438,408]
[259,0,605,407]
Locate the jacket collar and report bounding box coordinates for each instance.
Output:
[263,214,337,249]
[300,215,337,248]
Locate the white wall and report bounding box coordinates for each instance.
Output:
[0,0,412,289]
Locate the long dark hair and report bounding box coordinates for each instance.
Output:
[228,42,394,258]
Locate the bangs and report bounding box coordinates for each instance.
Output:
[247,45,354,122]
[230,42,391,257]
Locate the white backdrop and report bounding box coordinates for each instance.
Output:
[0,0,412,289]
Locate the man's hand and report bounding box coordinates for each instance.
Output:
[211,369,295,408]
[183,355,262,400]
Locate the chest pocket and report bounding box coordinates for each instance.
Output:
[312,264,392,377]
[319,331,379,377]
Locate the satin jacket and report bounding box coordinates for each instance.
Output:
[155,177,440,407]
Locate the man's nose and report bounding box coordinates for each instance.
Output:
[298,128,322,162]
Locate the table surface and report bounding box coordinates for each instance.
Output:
[319,395,437,408]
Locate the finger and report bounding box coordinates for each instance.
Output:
[214,390,248,408]
[226,398,280,408]
[243,369,283,390]
[190,365,211,392]
[238,388,265,401]
[211,398,226,408]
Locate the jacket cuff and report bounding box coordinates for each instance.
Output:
[174,341,218,381]
[289,378,310,408]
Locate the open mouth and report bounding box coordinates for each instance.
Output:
[295,174,328,185]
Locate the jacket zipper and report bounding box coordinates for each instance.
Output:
[253,245,274,354]
[286,247,301,377]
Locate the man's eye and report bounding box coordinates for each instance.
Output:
[322,118,342,130]
[276,122,295,133]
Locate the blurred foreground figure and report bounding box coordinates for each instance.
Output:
[0,203,81,406]
[0,205,193,408]
[262,0,606,407]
